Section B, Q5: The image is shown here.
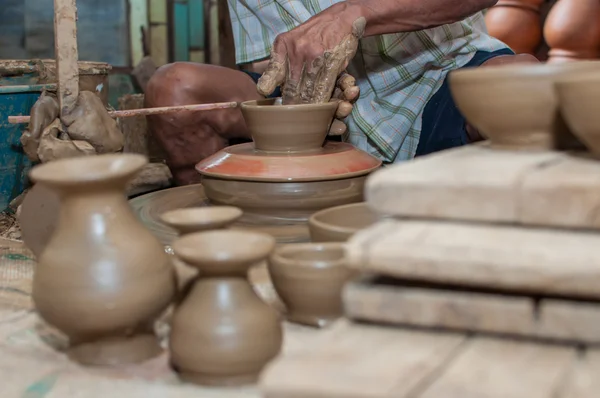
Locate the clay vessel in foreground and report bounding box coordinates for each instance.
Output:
[268,243,355,327]
[29,154,176,366]
[241,98,338,152]
[449,61,600,151]
[170,230,282,386]
[309,202,384,242]
[556,72,600,154]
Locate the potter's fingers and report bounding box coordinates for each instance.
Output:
[257,47,287,97]
[335,101,353,119]
[337,73,356,91]
[311,52,342,104]
[342,86,360,103]
[328,119,348,136]
[282,59,304,105]
[299,56,324,104]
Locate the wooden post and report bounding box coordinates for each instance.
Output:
[54,0,79,117]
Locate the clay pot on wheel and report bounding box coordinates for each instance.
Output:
[29,154,176,366]
[268,243,355,327]
[449,61,600,151]
[170,230,282,386]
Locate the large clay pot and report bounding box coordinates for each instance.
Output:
[29,154,176,366]
[170,229,282,386]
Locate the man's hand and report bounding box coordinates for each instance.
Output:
[257,9,366,135]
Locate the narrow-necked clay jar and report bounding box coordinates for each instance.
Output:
[170,230,282,386]
[28,154,176,366]
[308,202,383,242]
[268,243,355,327]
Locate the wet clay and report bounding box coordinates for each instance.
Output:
[170,230,282,386]
[309,202,384,242]
[240,98,338,152]
[28,154,176,366]
[268,243,355,327]
[449,61,600,151]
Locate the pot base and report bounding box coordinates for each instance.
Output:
[178,371,259,387]
[286,312,340,328]
[68,333,162,366]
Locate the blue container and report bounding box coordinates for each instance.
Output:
[0,62,42,210]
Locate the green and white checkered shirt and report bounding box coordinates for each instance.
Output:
[227,0,509,162]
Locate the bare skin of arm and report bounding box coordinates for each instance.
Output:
[258,0,498,116]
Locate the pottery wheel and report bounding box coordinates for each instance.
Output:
[129,184,310,246]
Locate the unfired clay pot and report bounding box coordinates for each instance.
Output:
[309,202,384,242]
[556,72,600,154]
[170,230,282,386]
[268,243,355,328]
[449,61,600,150]
[28,154,176,366]
[241,98,338,152]
[160,206,242,235]
[196,99,381,225]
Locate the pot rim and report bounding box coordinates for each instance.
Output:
[160,206,242,228]
[241,98,340,112]
[270,242,346,270]
[308,202,375,235]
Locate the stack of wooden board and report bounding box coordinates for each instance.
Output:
[260,143,600,397]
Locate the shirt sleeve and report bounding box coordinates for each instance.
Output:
[227,0,273,64]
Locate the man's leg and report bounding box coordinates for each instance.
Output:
[415,51,539,157]
[145,63,263,185]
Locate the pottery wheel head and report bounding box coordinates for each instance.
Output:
[172,230,276,276]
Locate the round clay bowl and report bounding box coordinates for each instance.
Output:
[160,206,242,235]
[556,71,600,154]
[309,202,383,242]
[201,175,366,221]
[172,230,275,277]
[241,98,338,152]
[449,61,600,151]
[268,243,355,328]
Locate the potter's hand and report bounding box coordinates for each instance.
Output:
[257,11,366,134]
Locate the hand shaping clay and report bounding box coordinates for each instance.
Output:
[28,154,176,366]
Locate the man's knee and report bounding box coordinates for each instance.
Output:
[146,62,214,107]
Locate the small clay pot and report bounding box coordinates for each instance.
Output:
[170,230,282,386]
[556,72,600,154]
[160,206,242,235]
[240,98,338,152]
[449,61,600,151]
[268,243,355,328]
[308,202,383,242]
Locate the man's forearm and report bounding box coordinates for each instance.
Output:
[337,0,497,37]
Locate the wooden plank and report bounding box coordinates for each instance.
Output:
[344,276,600,344]
[559,350,600,398]
[419,338,577,398]
[53,0,79,116]
[366,144,600,231]
[150,24,169,66]
[347,219,600,299]
[260,320,467,398]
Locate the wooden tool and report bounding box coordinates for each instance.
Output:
[54,0,79,118]
[8,101,239,124]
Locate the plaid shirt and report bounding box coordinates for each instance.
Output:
[227,0,509,162]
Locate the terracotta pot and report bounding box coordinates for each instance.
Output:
[170,230,282,386]
[449,61,600,151]
[28,154,176,366]
[308,202,384,242]
[268,243,355,327]
[160,206,242,235]
[201,175,367,220]
[241,98,338,152]
[556,72,600,154]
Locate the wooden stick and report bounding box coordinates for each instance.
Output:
[7,101,239,124]
[54,0,79,117]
